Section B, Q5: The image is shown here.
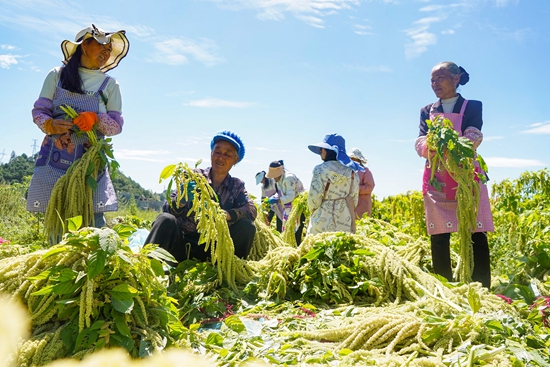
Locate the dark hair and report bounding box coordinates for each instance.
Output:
[434,61,470,88]
[60,41,90,94]
[269,160,283,168]
[278,159,284,167]
[322,149,337,162]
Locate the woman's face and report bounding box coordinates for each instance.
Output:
[80,38,112,70]
[431,67,460,99]
[210,140,238,177]
[320,148,327,160]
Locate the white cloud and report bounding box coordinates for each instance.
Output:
[0,54,19,69]
[403,15,447,58]
[184,98,256,108]
[441,29,455,35]
[521,122,550,134]
[484,157,545,168]
[353,24,373,35]
[205,0,360,28]
[1,44,17,50]
[151,37,225,66]
[404,25,437,59]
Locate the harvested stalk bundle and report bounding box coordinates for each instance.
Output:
[426,116,488,283]
[159,163,243,290]
[247,216,289,261]
[44,105,119,242]
[0,225,182,365]
[281,192,309,247]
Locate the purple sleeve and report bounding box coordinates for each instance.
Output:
[32,97,54,133]
[97,111,123,136]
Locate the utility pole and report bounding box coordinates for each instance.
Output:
[31,139,38,157]
[0,149,5,163]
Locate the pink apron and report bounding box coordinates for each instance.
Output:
[422,99,494,235]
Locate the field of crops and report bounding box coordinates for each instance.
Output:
[1,169,549,367]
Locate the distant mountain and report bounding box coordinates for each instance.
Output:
[0,152,161,201]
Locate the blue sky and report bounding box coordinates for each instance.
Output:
[1,0,548,200]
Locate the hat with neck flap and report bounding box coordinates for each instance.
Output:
[308,133,364,171]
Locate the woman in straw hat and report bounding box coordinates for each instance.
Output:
[27,24,130,228]
[348,148,375,218]
[307,133,360,235]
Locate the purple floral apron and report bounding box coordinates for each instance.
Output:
[422,99,494,235]
[26,78,118,214]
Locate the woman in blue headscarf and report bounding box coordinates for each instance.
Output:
[307,133,360,235]
[145,130,257,263]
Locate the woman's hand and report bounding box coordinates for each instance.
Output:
[44,119,73,135]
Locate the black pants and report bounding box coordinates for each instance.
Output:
[145,213,256,263]
[266,210,283,232]
[430,232,491,288]
[295,213,306,245]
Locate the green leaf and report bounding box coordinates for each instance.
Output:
[467,287,481,314]
[159,164,176,182]
[111,297,134,314]
[139,339,154,357]
[205,332,224,347]
[112,224,136,239]
[422,325,443,343]
[149,258,165,277]
[148,247,176,263]
[302,246,324,261]
[52,281,80,295]
[112,310,132,338]
[224,315,246,333]
[42,246,70,259]
[111,334,134,353]
[67,216,83,232]
[87,250,107,279]
[30,284,55,296]
[352,249,375,256]
[86,175,98,191]
[110,283,139,300]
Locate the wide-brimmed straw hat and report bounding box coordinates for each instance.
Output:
[61,24,129,72]
[308,133,363,171]
[348,148,367,165]
[265,161,284,179]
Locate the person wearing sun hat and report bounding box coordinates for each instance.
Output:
[27,24,130,231]
[348,148,375,218]
[145,130,257,263]
[255,170,279,227]
[306,133,360,235]
[265,160,305,242]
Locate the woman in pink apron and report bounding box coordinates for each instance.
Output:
[415,62,494,288]
[27,25,129,231]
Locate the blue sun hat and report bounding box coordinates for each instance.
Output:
[308,133,364,171]
[211,130,245,162]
